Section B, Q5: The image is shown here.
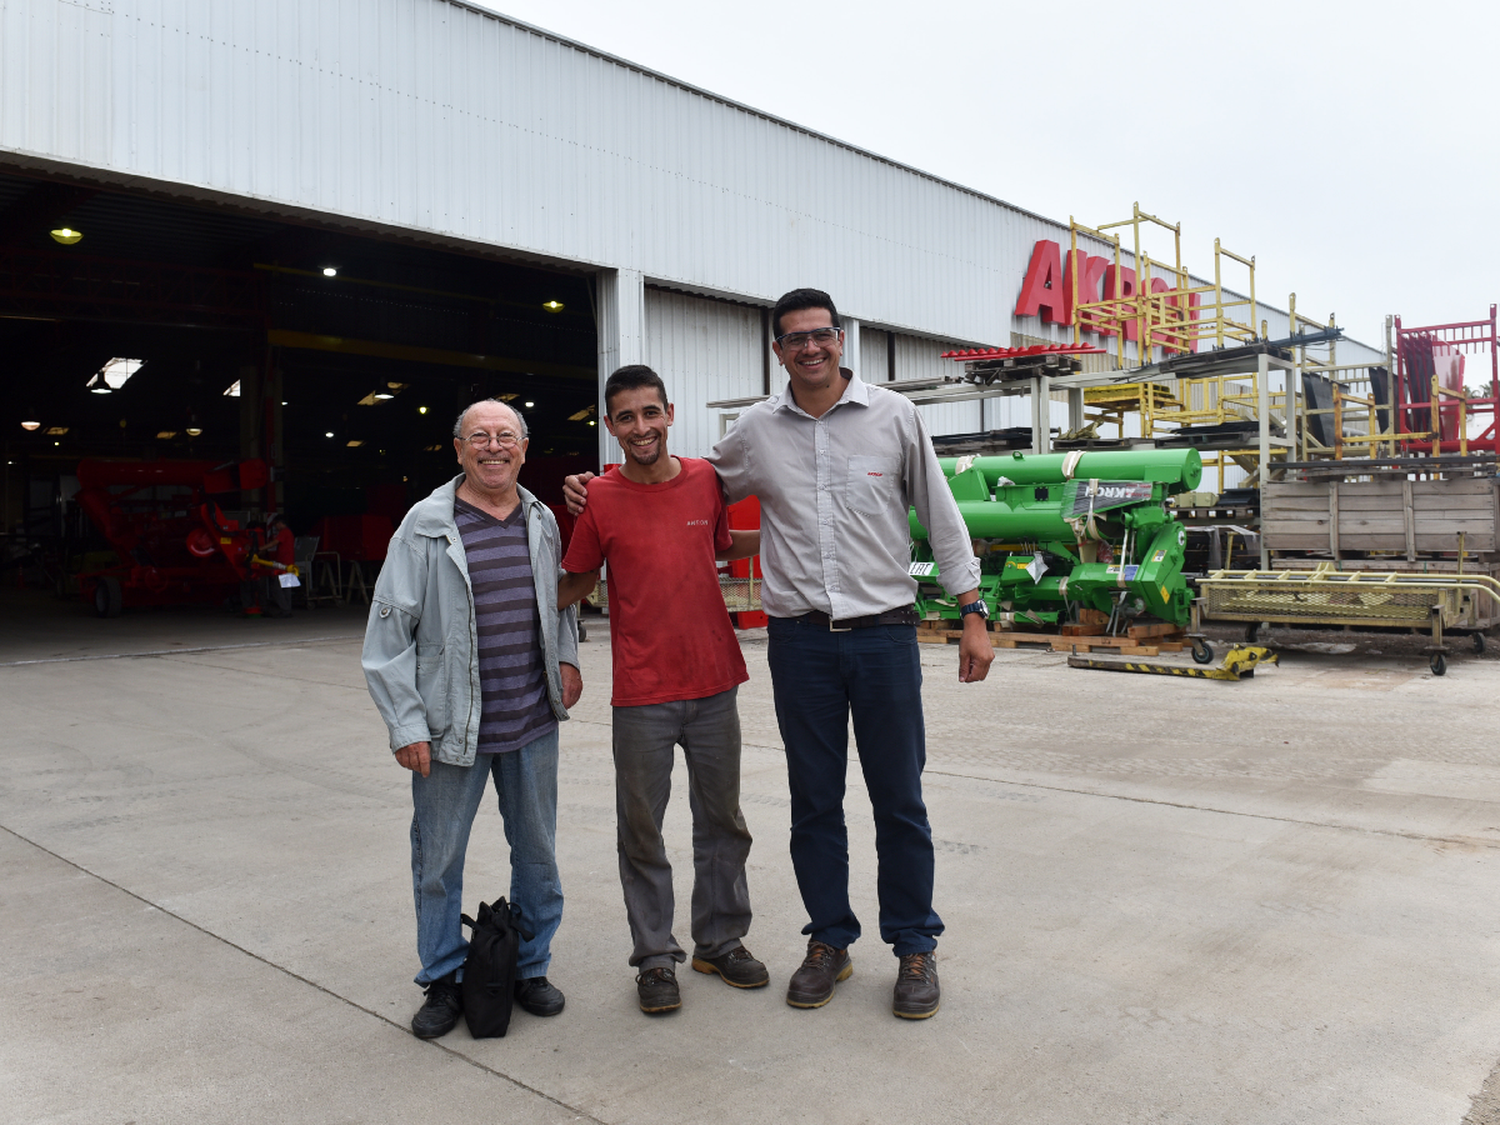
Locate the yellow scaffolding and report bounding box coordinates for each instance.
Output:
[1068,203,1263,364]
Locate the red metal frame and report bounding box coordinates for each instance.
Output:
[941,343,1106,361]
[1393,305,1499,455]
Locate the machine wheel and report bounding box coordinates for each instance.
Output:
[1191,640,1214,665]
[1245,622,1260,644]
[578,622,588,642]
[1473,633,1487,655]
[1430,652,1447,676]
[93,577,123,619]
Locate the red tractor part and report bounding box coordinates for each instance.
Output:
[74,458,270,617]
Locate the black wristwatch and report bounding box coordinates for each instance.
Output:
[958,599,989,621]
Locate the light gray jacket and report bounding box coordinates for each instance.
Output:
[361,475,579,766]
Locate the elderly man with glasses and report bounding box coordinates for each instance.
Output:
[567,288,991,1020]
[363,397,583,1039]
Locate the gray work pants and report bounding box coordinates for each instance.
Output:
[612,686,753,970]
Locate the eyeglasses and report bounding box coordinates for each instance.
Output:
[775,327,842,351]
[465,430,523,449]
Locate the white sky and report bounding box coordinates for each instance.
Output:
[482,0,1498,354]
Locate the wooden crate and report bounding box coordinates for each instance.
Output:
[1263,478,1500,559]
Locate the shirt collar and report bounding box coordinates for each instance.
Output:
[770,367,866,418]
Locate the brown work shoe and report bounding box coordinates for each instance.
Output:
[785,939,852,1009]
[636,966,682,1014]
[692,945,770,989]
[892,950,940,1019]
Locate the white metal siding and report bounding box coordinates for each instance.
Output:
[642,288,763,460]
[0,0,1384,367]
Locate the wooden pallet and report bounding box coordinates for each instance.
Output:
[916,620,1185,657]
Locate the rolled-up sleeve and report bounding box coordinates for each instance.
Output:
[906,409,981,597]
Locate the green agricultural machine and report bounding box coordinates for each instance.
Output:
[910,447,1202,638]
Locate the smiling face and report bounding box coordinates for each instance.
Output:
[772,306,845,398]
[454,400,527,504]
[604,384,674,477]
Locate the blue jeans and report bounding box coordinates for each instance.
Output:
[410,728,561,985]
[612,687,753,970]
[766,617,942,956]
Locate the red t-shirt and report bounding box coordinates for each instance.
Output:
[562,458,748,707]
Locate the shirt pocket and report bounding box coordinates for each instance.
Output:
[846,456,902,517]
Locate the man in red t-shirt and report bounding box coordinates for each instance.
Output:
[559,365,765,1015]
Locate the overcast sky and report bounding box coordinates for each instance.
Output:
[482,0,1497,355]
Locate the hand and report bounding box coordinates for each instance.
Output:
[957,617,994,683]
[396,741,432,777]
[563,472,596,516]
[560,663,583,708]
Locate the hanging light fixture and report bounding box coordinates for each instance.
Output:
[20,419,41,431]
[50,227,82,245]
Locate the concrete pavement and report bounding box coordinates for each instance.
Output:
[3,588,1500,1124]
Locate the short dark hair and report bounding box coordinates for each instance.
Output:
[453,398,528,441]
[604,364,668,418]
[772,288,841,339]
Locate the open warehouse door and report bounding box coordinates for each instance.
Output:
[0,165,599,627]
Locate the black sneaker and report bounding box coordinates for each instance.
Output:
[514,976,566,1017]
[892,951,940,1019]
[636,966,682,1014]
[411,973,463,1039]
[691,945,770,988]
[785,939,852,1009]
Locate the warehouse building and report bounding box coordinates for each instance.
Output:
[0,0,1380,608]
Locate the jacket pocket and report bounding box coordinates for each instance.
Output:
[415,648,449,737]
[847,456,901,516]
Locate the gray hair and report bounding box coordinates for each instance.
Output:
[453,398,529,442]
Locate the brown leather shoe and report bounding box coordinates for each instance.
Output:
[892,950,940,1019]
[636,966,682,1014]
[785,939,852,1009]
[691,945,770,988]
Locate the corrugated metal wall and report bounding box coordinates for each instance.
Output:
[641,288,763,460]
[5,0,1348,360]
[1,0,1383,442]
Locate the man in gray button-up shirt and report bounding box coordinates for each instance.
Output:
[568,287,992,1020]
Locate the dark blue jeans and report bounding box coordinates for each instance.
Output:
[767,616,942,956]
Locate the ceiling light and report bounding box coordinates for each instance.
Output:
[20,420,40,431]
[587,420,596,427]
[542,300,564,313]
[322,267,338,277]
[523,400,535,408]
[568,405,596,421]
[325,431,335,438]
[91,357,142,392]
[224,380,241,397]
[186,426,203,436]
[374,392,393,400]
[45,426,69,436]
[50,227,82,245]
[419,405,428,415]
[346,439,364,447]
[156,431,177,439]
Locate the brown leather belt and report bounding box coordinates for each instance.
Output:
[790,606,920,631]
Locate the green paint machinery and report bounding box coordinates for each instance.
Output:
[910,448,1202,630]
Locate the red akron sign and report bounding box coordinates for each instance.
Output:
[1014,239,1200,353]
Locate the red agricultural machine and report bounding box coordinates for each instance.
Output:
[74,458,272,617]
